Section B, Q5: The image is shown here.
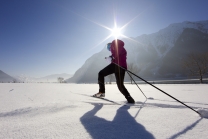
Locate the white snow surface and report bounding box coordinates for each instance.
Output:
[0,83,208,139]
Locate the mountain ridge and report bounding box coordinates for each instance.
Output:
[0,70,19,82]
[66,20,208,83]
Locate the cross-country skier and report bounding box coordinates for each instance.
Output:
[93,39,135,103]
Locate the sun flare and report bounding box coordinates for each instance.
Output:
[111,27,122,38]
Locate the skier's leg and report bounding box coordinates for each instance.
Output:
[115,66,129,96]
[115,66,135,103]
[98,63,114,93]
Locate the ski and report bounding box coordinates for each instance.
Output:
[91,96,122,105]
[70,92,140,106]
[90,95,140,107]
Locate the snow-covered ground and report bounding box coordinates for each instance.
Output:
[0,83,208,139]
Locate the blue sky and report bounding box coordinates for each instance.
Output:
[1,0,208,77]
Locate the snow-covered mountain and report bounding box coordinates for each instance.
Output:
[66,51,110,83]
[67,20,208,83]
[16,73,73,83]
[0,70,19,83]
[146,20,208,57]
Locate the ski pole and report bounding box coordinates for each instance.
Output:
[113,62,201,116]
[126,71,147,99]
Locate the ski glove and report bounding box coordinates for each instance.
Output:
[105,56,114,63]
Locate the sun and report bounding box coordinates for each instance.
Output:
[111,26,122,38]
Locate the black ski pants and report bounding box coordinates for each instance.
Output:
[98,63,130,97]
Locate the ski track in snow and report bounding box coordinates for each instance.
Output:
[0,83,208,139]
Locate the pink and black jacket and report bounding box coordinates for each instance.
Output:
[110,39,127,69]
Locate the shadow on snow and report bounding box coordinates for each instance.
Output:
[80,103,155,139]
[168,118,203,139]
[0,105,75,117]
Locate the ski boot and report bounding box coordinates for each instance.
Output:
[126,96,135,104]
[93,92,105,98]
